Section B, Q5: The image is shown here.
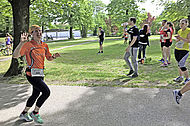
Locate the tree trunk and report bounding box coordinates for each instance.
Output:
[69,26,73,40]
[81,25,87,38]
[4,0,30,77]
[188,14,190,27]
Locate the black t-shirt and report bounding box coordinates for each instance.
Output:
[127,26,139,47]
[99,30,104,40]
[164,28,172,43]
[139,29,151,45]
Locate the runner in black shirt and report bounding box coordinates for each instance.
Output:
[97,27,104,54]
[124,17,139,78]
[138,24,151,64]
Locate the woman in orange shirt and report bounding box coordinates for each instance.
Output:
[13,25,60,124]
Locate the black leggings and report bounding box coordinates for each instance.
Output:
[26,75,50,108]
[138,44,147,59]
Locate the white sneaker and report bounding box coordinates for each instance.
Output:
[173,90,182,104]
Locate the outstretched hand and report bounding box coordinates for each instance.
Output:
[20,32,29,43]
[53,53,61,58]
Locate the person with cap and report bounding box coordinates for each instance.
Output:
[13,25,60,124]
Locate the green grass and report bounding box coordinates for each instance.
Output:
[0,36,187,88]
[0,37,5,43]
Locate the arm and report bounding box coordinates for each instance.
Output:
[163,32,171,39]
[13,33,28,58]
[46,53,61,61]
[126,36,137,52]
[175,32,190,43]
[12,42,25,58]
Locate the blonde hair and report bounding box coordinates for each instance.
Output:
[180,19,189,26]
[29,25,40,34]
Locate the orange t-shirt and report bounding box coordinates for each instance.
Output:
[20,40,52,76]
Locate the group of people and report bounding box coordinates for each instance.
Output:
[11,17,190,124]
[120,17,190,105]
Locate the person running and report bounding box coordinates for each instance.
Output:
[124,17,139,78]
[97,27,104,54]
[138,24,151,64]
[122,26,128,45]
[156,20,167,62]
[13,25,60,124]
[5,33,13,55]
[160,22,174,66]
[173,19,190,85]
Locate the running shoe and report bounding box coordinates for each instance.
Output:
[182,78,190,84]
[97,51,101,54]
[173,90,182,104]
[30,112,43,124]
[173,76,183,83]
[158,58,164,62]
[19,113,33,122]
[127,70,134,76]
[141,59,144,64]
[131,73,138,78]
[160,63,168,67]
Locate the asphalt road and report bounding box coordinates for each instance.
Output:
[0,83,190,126]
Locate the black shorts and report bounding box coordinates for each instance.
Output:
[161,42,172,47]
[174,49,189,62]
[99,39,104,45]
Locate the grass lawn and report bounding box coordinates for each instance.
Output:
[0,36,188,88]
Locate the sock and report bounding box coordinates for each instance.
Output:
[33,111,38,115]
[21,111,27,115]
[178,91,182,96]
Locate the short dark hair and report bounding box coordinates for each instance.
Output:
[129,17,136,24]
[99,27,102,29]
[162,20,167,23]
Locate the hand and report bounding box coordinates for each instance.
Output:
[126,47,130,52]
[20,32,28,43]
[53,53,61,58]
[174,35,180,39]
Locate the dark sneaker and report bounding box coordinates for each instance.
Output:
[127,70,134,76]
[97,51,101,54]
[131,73,138,78]
[160,63,168,67]
[101,51,103,53]
[173,90,182,104]
[173,76,183,83]
[182,78,190,84]
[19,113,33,122]
[158,58,164,62]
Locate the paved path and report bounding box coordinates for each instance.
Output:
[1,83,190,126]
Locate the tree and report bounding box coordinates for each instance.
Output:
[106,0,144,36]
[4,0,32,77]
[0,0,13,35]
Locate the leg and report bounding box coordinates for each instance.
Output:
[124,50,133,71]
[131,47,138,74]
[138,44,142,60]
[167,46,171,63]
[35,79,50,109]
[162,46,168,64]
[142,45,147,59]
